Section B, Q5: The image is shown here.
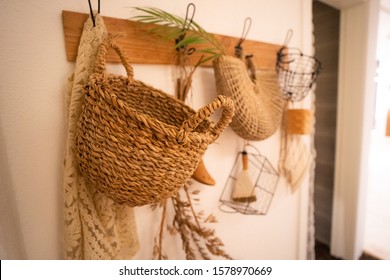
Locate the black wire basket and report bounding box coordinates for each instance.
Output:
[276,46,321,102]
[219,147,279,215]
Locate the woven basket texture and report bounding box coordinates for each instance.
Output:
[213,55,283,141]
[76,38,234,207]
[285,109,313,135]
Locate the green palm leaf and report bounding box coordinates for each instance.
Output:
[132,6,225,64]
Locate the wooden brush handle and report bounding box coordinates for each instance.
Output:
[242,151,248,170]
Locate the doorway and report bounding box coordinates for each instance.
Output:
[363,3,390,260]
[312,0,340,248]
[314,0,388,260]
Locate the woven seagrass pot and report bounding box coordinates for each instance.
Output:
[213,55,283,141]
[75,38,234,207]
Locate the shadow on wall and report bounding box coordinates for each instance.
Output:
[0,120,26,259]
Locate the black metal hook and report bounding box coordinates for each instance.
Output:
[183,3,196,32]
[277,29,294,63]
[235,17,252,58]
[88,0,100,27]
[175,3,196,55]
[282,28,293,47]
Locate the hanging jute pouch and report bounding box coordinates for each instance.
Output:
[213,55,283,141]
[75,38,234,207]
[285,109,313,135]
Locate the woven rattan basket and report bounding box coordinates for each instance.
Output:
[213,55,283,141]
[75,38,234,207]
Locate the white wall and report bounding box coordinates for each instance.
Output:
[0,0,313,259]
[375,8,390,131]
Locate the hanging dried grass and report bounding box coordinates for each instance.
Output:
[152,184,232,260]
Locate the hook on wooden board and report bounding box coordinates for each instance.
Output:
[235,17,252,58]
[62,10,281,70]
[88,0,100,27]
[175,3,197,54]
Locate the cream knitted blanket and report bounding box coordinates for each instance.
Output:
[63,14,139,259]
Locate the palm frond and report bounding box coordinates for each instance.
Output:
[132,7,225,64]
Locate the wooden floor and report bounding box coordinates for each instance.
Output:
[315,241,379,260]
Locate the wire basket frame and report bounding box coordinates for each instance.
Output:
[276,47,321,102]
[219,149,279,215]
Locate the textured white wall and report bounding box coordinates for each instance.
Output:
[0,0,313,259]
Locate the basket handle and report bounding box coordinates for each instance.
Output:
[178,95,234,143]
[94,37,134,80]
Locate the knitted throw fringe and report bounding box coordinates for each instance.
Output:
[213,55,283,141]
[75,38,235,207]
[63,14,139,259]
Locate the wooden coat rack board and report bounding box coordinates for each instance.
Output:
[62,10,281,70]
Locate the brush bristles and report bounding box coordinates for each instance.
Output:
[232,195,257,203]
